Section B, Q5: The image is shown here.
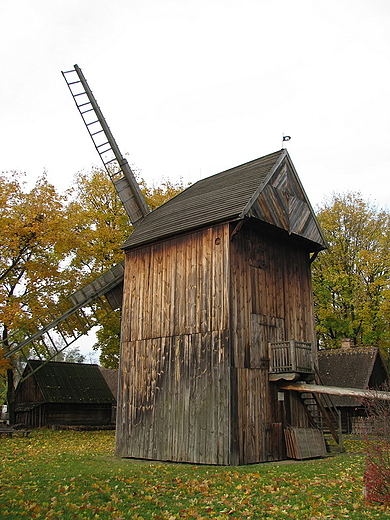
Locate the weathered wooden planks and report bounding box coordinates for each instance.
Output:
[229,224,314,463]
[122,224,230,341]
[247,162,325,248]
[284,427,327,460]
[116,332,231,464]
[116,224,232,464]
[117,217,318,464]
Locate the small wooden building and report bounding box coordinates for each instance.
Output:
[318,343,389,433]
[14,361,115,428]
[116,149,328,464]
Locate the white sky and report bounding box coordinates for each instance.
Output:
[1,0,390,212]
[1,0,389,358]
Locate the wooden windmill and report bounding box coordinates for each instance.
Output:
[4,65,359,464]
[114,147,343,464]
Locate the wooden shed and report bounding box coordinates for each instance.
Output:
[14,361,115,428]
[318,344,389,433]
[115,149,328,465]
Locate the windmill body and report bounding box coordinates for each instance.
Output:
[116,150,328,465]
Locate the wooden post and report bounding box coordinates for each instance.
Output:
[280,382,390,401]
[337,409,344,452]
[277,390,287,460]
[290,340,297,372]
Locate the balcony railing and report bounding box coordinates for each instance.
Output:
[269,340,314,376]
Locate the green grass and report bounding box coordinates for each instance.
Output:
[0,430,388,519]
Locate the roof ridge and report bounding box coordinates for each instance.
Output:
[318,346,377,355]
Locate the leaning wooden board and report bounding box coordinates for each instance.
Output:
[284,427,327,459]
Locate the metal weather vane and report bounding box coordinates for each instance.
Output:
[282,134,291,147]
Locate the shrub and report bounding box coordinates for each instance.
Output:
[363,385,390,505]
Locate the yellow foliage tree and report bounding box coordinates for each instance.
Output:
[0,171,71,400]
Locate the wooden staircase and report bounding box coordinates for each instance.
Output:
[298,367,343,451]
[268,341,343,451]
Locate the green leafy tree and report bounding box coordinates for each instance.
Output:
[94,311,121,369]
[312,192,390,350]
[52,347,86,363]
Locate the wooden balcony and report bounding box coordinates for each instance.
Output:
[268,340,314,382]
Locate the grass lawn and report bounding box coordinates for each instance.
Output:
[0,430,388,519]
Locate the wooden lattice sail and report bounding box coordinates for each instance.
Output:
[3,65,151,377]
[3,263,124,381]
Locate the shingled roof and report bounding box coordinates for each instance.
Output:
[318,347,389,407]
[123,149,327,250]
[19,361,115,404]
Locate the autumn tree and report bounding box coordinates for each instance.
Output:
[312,192,390,350]
[64,168,131,285]
[0,171,73,406]
[0,172,72,349]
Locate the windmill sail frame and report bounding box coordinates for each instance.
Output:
[62,64,150,226]
[2,64,149,379]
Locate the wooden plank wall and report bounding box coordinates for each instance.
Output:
[14,374,44,406]
[15,404,112,428]
[116,224,232,464]
[230,224,316,463]
[117,217,318,465]
[15,405,47,428]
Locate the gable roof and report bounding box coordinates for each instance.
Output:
[318,347,389,407]
[123,149,327,251]
[19,361,115,404]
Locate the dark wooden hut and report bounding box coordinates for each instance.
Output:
[318,343,389,433]
[14,361,115,428]
[115,149,328,465]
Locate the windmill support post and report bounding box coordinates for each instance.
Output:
[279,382,390,401]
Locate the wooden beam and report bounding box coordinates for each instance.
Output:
[279,382,390,401]
[230,220,245,241]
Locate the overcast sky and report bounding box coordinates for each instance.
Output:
[1,0,389,211]
[1,0,388,359]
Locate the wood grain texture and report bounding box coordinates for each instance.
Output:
[229,224,314,463]
[116,224,231,464]
[117,219,317,464]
